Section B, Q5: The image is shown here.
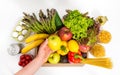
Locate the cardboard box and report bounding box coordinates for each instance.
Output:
[43,63,84,67]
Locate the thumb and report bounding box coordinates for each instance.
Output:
[39,39,48,48]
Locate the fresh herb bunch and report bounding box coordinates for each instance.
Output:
[22,9,63,34]
[63,10,94,43]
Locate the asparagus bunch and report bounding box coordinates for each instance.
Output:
[22,8,63,34]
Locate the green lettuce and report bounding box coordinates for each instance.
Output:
[64,10,94,41]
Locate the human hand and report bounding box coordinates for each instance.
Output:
[37,39,52,63]
[15,39,51,75]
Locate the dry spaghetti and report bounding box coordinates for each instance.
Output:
[82,58,112,69]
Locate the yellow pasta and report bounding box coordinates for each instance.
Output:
[90,44,105,57]
[82,58,112,69]
[98,30,111,43]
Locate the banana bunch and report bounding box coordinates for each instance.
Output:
[21,34,49,54]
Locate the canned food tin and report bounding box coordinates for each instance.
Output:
[7,43,23,56]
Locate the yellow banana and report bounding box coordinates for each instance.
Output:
[21,39,44,54]
[25,34,49,43]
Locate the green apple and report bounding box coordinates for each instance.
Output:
[48,35,61,51]
[48,53,60,64]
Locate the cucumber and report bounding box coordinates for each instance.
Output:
[55,12,63,30]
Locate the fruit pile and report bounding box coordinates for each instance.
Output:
[18,54,33,67]
[10,9,112,67]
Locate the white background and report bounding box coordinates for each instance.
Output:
[0,0,120,75]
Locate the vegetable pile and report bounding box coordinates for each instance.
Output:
[9,9,112,69]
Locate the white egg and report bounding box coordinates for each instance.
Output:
[16,26,22,31]
[12,32,19,37]
[22,30,28,35]
[18,35,24,41]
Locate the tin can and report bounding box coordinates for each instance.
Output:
[7,43,23,56]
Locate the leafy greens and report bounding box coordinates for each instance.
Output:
[64,10,94,42]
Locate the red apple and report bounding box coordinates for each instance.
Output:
[58,27,72,41]
[79,44,90,53]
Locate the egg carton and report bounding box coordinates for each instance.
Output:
[11,20,31,42]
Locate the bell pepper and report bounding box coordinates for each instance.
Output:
[57,41,69,56]
[68,51,83,63]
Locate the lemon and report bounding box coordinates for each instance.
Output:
[68,40,79,52]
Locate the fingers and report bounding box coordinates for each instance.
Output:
[39,39,53,54]
[43,39,48,45]
[45,46,52,53]
[45,45,55,54]
[39,39,48,49]
[42,39,48,46]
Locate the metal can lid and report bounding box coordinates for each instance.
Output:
[7,43,21,56]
